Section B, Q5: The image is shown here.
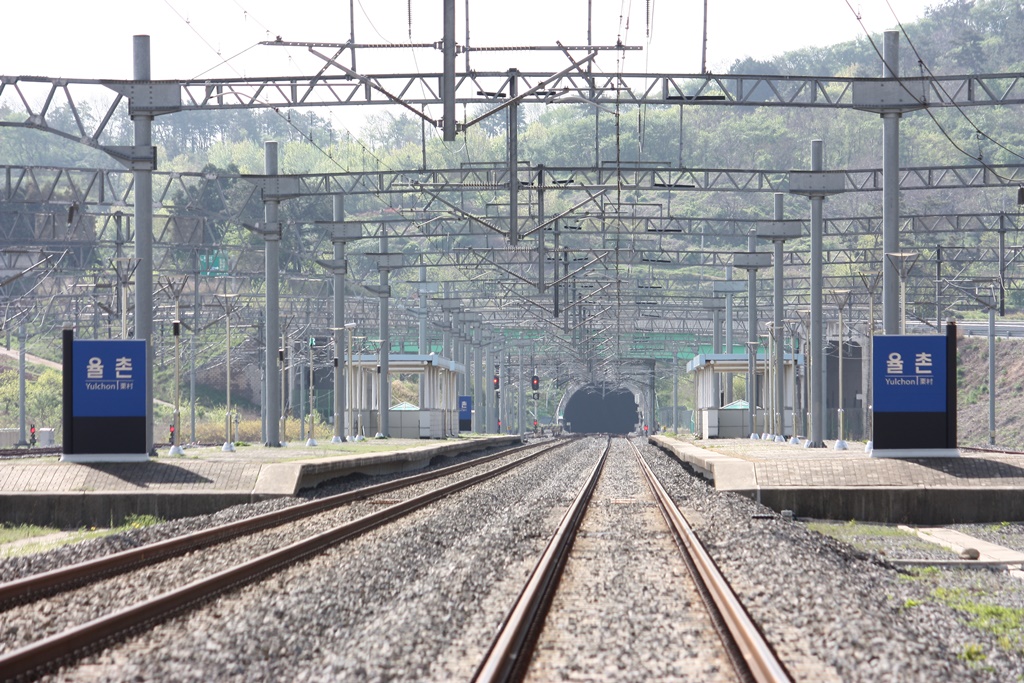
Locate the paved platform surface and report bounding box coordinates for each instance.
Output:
[0,460,264,493]
[650,435,1024,524]
[0,436,521,527]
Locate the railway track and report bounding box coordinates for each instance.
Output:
[0,446,60,459]
[960,444,1024,456]
[475,437,791,682]
[0,438,573,681]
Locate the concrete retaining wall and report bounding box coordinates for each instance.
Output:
[649,435,1024,524]
[0,435,522,528]
[0,492,256,528]
[756,487,1024,525]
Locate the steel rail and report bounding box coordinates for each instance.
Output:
[0,438,573,682]
[0,447,60,459]
[473,436,610,683]
[628,439,792,683]
[0,438,561,610]
[959,445,1024,456]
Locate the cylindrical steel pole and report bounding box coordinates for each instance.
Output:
[508,71,519,245]
[331,196,346,443]
[264,142,281,446]
[900,276,908,334]
[867,291,875,448]
[486,345,496,433]
[281,328,288,442]
[999,217,1007,316]
[308,339,316,445]
[882,31,901,335]
[133,36,155,455]
[223,308,233,451]
[712,307,722,405]
[170,313,182,455]
[191,259,198,444]
[347,328,354,440]
[442,0,456,141]
[672,355,679,433]
[747,230,758,438]
[518,347,525,438]
[836,304,847,449]
[809,140,825,448]
[474,327,484,433]
[724,265,734,403]
[379,234,390,437]
[989,304,996,446]
[418,264,428,409]
[935,245,942,331]
[773,193,785,438]
[17,325,27,447]
[537,165,546,294]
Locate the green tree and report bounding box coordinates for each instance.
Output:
[0,367,64,438]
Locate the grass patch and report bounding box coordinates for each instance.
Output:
[121,514,161,530]
[959,643,987,663]
[0,514,164,558]
[0,523,56,545]
[934,586,1024,654]
[806,520,956,555]
[898,566,942,581]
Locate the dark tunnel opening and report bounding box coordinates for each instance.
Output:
[563,387,639,435]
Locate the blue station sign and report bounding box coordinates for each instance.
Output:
[72,340,147,417]
[872,330,957,454]
[873,335,947,412]
[458,395,473,422]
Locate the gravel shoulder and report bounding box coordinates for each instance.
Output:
[641,438,1024,682]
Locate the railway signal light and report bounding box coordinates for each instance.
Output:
[169,424,176,445]
[29,424,36,447]
[531,375,539,391]
[493,374,500,390]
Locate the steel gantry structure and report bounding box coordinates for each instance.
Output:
[4,14,1024,447]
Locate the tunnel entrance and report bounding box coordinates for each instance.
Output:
[563,387,639,434]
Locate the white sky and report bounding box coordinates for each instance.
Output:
[1,0,937,80]
[0,0,938,143]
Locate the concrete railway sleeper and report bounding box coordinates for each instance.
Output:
[0,438,575,682]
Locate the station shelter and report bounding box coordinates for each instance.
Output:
[688,352,802,439]
[347,353,464,439]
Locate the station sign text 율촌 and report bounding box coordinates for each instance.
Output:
[872,335,946,414]
[72,340,147,418]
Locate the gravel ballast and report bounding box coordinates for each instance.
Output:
[642,438,1024,682]
[3,436,1024,680]
[526,439,733,681]
[36,437,604,681]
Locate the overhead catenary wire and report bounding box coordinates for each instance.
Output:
[842,0,1024,185]
[161,0,415,215]
[881,0,1024,165]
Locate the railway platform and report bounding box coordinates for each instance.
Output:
[0,435,521,527]
[650,435,1024,524]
